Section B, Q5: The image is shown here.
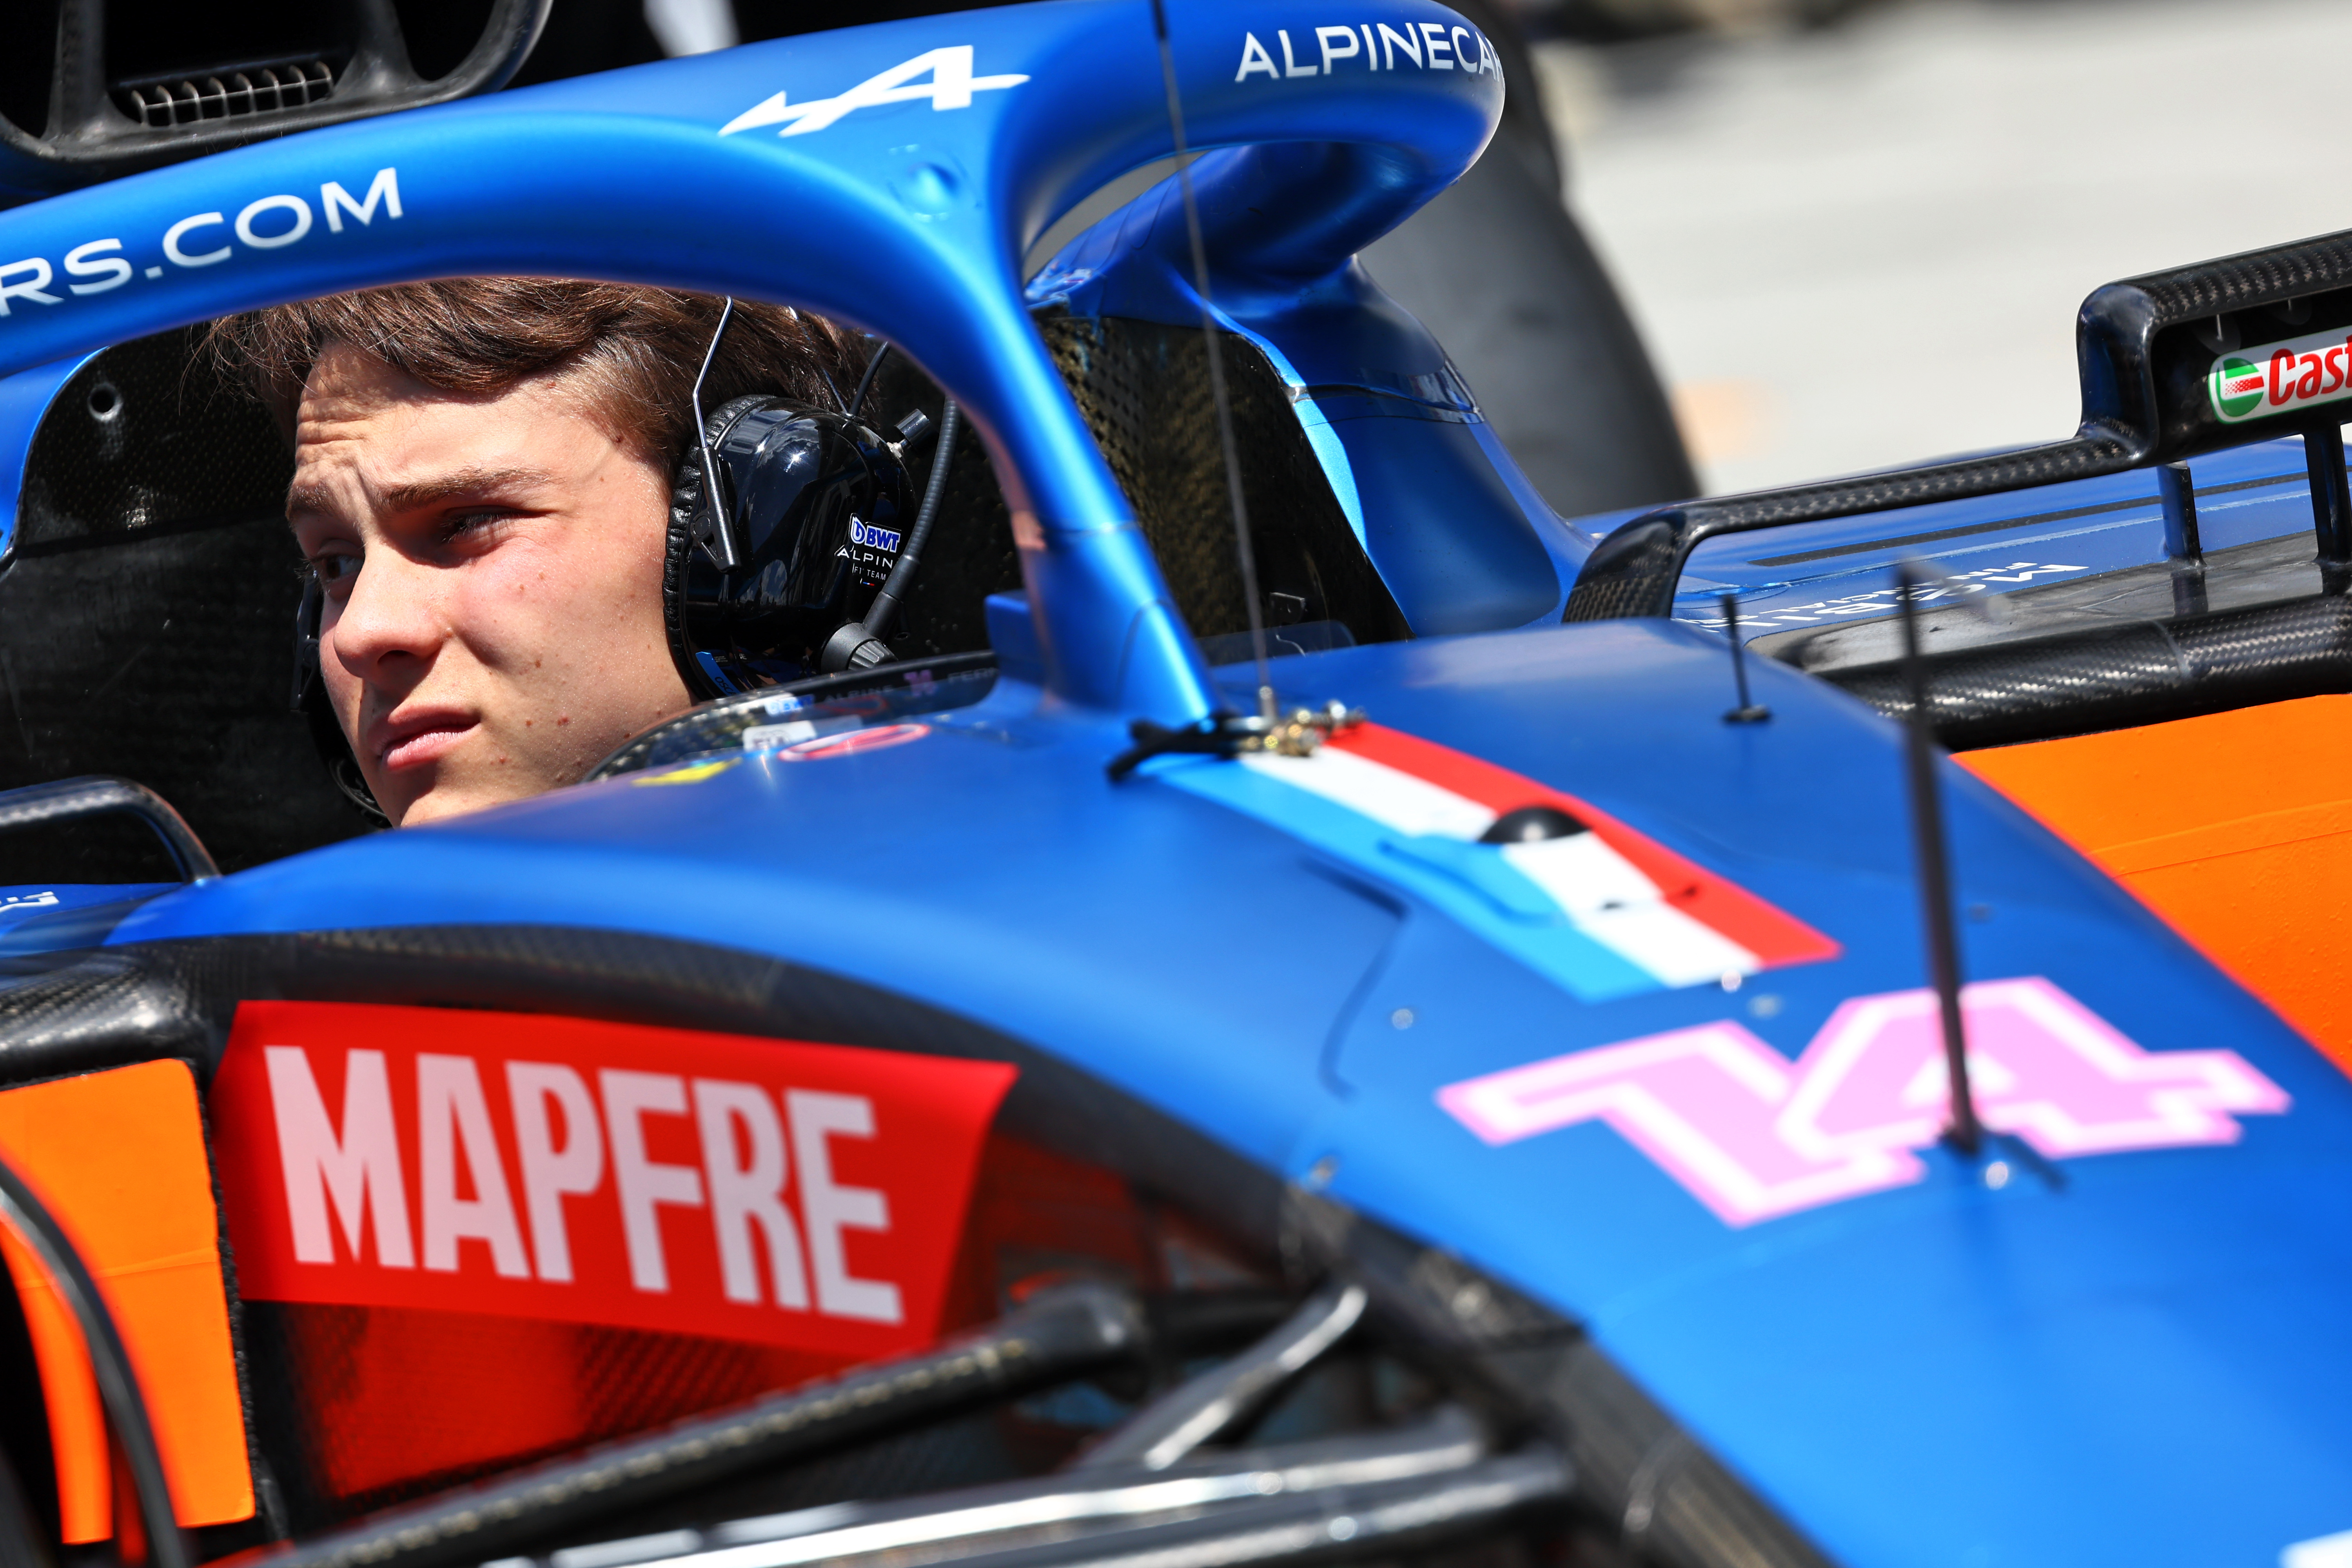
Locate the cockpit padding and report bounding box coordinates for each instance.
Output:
[2,328,369,880]
[0,314,1391,880]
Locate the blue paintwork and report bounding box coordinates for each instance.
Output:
[0,882,175,942]
[103,625,2352,1566]
[0,3,2346,1564]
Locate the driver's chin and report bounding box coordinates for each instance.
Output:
[377,761,545,828]
[361,727,539,827]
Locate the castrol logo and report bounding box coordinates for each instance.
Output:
[209,1002,1016,1355]
[2209,327,2352,423]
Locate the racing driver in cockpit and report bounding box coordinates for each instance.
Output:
[209,280,858,828]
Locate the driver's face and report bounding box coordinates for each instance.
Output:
[287,341,691,826]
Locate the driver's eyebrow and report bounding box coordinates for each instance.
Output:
[284,465,557,525]
[380,465,557,514]
[284,481,334,524]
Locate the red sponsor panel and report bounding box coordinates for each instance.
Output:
[211,1003,1017,1359]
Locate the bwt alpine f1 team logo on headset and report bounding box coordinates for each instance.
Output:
[720,46,1029,138]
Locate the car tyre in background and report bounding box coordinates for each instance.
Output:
[1360,0,1698,519]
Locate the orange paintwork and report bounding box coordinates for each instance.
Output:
[0,1059,253,1540]
[1958,695,2352,1075]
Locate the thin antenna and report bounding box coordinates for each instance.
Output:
[691,297,741,571]
[1719,592,1769,723]
[1895,561,1981,1156]
[1148,0,1274,722]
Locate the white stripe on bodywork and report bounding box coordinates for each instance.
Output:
[1503,833,1760,987]
[1245,746,1760,985]
[1240,748,1496,839]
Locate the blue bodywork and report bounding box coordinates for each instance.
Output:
[0,4,2345,1564]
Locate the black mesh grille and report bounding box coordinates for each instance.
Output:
[1039,314,1410,649]
[18,327,291,551]
[0,328,371,878]
[874,314,1408,660]
[865,352,1023,663]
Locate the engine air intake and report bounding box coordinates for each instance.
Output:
[116,61,336,129]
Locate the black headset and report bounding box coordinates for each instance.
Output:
[292,301,935,813]
[664,303,946,699]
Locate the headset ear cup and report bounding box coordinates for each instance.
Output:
[666,394,775,702]
[664,431,716,701]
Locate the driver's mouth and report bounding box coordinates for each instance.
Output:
[375,711,478,771]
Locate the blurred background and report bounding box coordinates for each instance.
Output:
[1515,0,2352,495]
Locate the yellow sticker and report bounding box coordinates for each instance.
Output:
[632,756,741,786]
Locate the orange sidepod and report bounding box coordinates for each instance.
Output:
[1957,694,2352,1076]
[0,1059,253,1541]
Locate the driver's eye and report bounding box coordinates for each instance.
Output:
[312,553,361,583]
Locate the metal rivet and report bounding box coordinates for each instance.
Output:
[1748,994,1783,1019]
[1304,1155,1338,1191]
[1390,1007,1414,1029]
[1984,1161,2011,1190]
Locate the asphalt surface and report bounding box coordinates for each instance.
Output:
[1548,0,2352,497]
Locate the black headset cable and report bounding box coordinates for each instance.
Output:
[822,397,961,671]
[850,341,893,422]
[860,398,960,647]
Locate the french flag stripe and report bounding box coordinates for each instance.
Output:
[1239,738,1766,989]
[1327,724,1837,969]
[1180,753,1662,998]
[1156,720,1836,998]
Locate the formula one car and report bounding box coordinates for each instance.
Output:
[0,4,2347,1568]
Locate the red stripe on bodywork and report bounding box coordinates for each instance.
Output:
[1329,724,1838,968]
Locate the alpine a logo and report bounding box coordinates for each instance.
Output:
[720,46,1028,138]
[2209,326,2352,423]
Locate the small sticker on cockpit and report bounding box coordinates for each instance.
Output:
[632,757,742,786]
[777,723,931,762]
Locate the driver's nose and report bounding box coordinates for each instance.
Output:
[328,549,447,688]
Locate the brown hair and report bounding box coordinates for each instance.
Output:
[205,278,865,465]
